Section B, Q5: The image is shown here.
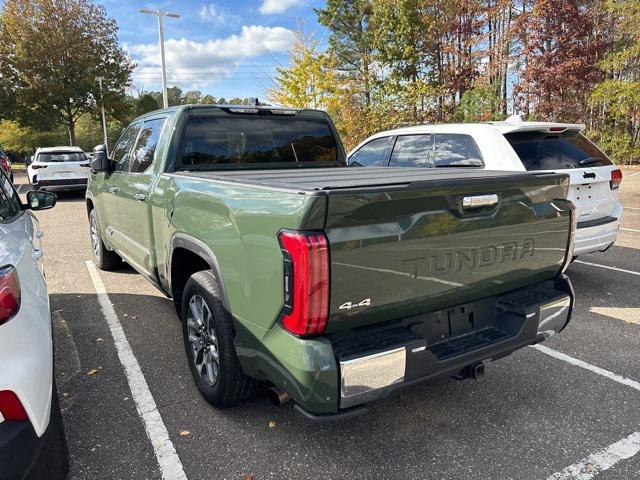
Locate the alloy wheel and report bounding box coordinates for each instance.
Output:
[186,294,220,386]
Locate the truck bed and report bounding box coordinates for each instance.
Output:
[175,167,565,194]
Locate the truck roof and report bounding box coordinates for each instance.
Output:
[131,104,326,123]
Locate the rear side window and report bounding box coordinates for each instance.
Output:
[505,131,613,170]
[433,134,483,167]
[111,123,141,172]
[389,135,432,168]
[129,118,166,173]
[349,137,390,166]
[37,152,86,163]
[178,117,340,168]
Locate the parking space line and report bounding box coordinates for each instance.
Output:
[628,171,640,177]
[86,261,188,480]
[574,260,640,277]
[620,227,640,233]
[624,207,640,210]
[531,344,640,392]
[546,431,640,480]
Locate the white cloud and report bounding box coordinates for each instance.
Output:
[199,4,240,24]
[125,25,295,89]
[259,0,302,15]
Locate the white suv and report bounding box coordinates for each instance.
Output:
[0,174,69,479]
[348,117,623,257]
[27,146,90,192]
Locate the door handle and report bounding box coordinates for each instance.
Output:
[134,193,147,202]
[32,248,43,261]
[108,186,119,194]
[462,194,499,209]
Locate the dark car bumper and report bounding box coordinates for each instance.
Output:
[0,420,45,480]
[323,275,574,413]
[35,177,88,191]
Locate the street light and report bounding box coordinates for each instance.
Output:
[96,77,109,155]
[139,8,180,108]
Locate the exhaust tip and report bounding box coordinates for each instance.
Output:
[266,386,290,406]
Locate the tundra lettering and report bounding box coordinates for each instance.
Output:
[402,239,535,278]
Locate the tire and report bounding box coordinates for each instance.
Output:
[89,210,120,270]
[181,270,258,408]
[26,386,69,480]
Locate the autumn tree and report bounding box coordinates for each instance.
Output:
[514,0,605,121]
[0,0,134,145]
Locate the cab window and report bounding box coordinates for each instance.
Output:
[111,123,141,172]
[433,134,484,167]
[130,118,166,173]
[349,137,390,166]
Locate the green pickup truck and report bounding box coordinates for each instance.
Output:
[86,105,576,419]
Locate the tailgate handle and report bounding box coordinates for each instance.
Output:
[462,194,499,209]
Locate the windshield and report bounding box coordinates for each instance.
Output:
[177,116,341,169]
[505,131,612,170]
[37,152,87,163]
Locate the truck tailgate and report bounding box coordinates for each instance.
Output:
[324,168,572,330]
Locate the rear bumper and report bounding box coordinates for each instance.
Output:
[35,177,88,191]
[0,420,45,480]
[573,203,622,255]
[251,275,574,417]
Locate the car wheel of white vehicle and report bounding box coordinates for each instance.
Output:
[25,386,69,480]
[89,210,121,270]
[181,270,258,408]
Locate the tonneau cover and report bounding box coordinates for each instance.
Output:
[175,167,561,194]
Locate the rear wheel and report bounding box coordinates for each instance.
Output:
[181,270,258,408]
[26,386,69,480]
[89,210,120,270]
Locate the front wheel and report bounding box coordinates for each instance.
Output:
[89,210,121,270]
[181,270,258,408]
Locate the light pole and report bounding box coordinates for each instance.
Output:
[96,76,109,155]
[139,8,180,108]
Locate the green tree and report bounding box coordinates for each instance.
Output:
[0,0,134,145]
[136,94,159,116]
[182,90,203,104]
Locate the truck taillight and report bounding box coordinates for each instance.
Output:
[610,169,622,190]
[31,164,47,170]
[278,231,329,336]
[0,266,21,325]
[0,390,28,421]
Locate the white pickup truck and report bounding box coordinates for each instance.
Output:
[348,116,623,257]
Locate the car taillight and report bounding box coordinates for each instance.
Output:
[0,391,28,421]
[0,266,21,325]
[278,231,329,336]
[610,169,622,190]
[0,157,8,171]
[31,164,47,170]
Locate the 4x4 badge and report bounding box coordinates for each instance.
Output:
[339,298,371,310]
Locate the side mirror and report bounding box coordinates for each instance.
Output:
[26,190,56,211]
[91,144,111,172]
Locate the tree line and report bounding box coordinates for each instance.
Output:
[269,0,640,164]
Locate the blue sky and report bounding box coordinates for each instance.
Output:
[102,0,327,100]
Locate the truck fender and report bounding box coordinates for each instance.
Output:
[168,233,231,312]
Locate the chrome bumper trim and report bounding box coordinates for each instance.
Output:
[340,347,406,409]
[537,295,571,338]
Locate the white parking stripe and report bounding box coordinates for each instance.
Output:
[624,206,640,210]
[621,227,640,233]
[574,260,640,277]
[86,261,187,480]
[627,171,640,177]
[531,344,640,392]
[546,432,640,480]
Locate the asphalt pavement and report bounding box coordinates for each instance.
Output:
[18,169,640,480]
